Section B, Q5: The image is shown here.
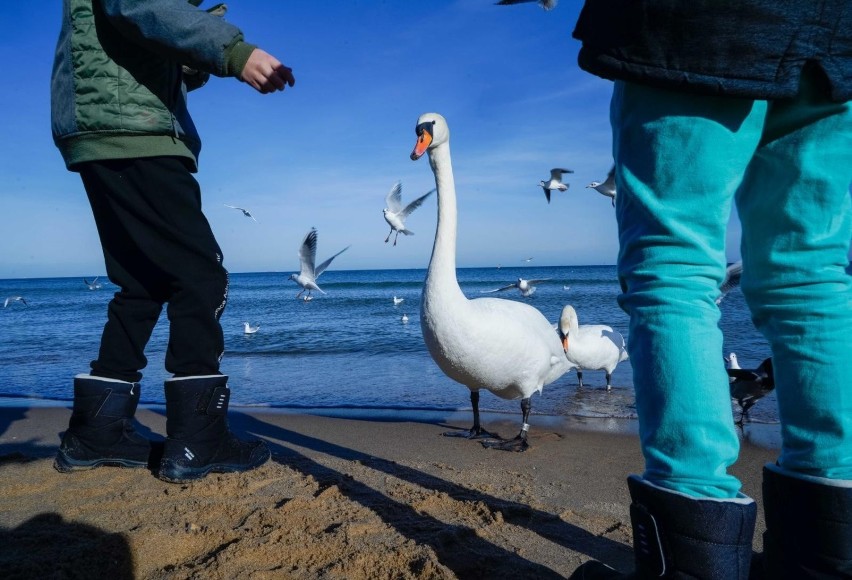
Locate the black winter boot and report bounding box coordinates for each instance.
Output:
[54,375,151,472]
[569,475,756,579]
[760,463,852,579]
[158,375,270,483]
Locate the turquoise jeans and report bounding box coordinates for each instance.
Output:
[612,72,852,498]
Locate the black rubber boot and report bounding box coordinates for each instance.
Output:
[569,475,756,579]
[158,375,270,483]
[760,464,852,579]
[54,375,151,472]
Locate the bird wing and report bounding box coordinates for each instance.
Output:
[543,187,551,204]
[315,245,351,278]
[603,165,616,189]
[719,261,743,299]
[298,228,319,277]
[481,283,516,293]
[551,168,574,180]
[400,188,435,219]
[224,204,243,211]
[385,181,403,213]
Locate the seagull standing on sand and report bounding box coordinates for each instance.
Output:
[4,296,27,308]
[727,357,774,426]
[558,304,629,391]
[587,165,616,207]
[83,277,102,290]
[482,277,551,298]
[717,261,744,304]
[382,181,435,246]
[224,204,258,222]
[288,228,350,299]
[539,168,573,203]
[411,112,575,451]
[495,0,558,10]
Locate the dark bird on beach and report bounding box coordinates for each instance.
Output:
[727,357,774,426]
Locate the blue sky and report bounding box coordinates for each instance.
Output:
[1,0,744,280]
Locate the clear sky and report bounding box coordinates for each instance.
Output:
[1,0,744,280]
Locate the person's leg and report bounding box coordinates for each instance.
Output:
[612,81,768,498]
[736,70,852,480]
[83,157,228,378]
[736,70,852,578]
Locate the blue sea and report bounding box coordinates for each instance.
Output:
[0,266,776,425]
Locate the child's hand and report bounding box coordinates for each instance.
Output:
[241,49,295,94]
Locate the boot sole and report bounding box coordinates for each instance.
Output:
[54,452,149,473]
[157,447,271,483]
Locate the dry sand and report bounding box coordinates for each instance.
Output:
[0,405,778,579]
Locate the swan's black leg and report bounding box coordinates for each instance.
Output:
[605,372,613,391]
[443,391,497,439]
[577,370,584,388]
[481,397,531,452]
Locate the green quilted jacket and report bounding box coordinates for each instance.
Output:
[51,0,257,171]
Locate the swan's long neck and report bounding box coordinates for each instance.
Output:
[425,142,464,302]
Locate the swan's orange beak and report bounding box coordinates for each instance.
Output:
[411,131,432,160]
[562,336,569,352]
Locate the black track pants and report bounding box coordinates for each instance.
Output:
[79,157,228,382]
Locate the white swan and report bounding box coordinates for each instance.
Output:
[243,322,260,334]
[411,112,574,451]
[558,305,628,391]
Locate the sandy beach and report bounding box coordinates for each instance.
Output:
[0,405,778,579]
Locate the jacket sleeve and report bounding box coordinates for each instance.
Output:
[98,0,257,78]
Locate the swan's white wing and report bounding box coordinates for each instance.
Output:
[385,181,403,212]
[298,228,319,277]
[315,245,351,278]
[399,188,435,219]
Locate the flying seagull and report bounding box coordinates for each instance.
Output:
[4,296,27,308]
[727,357,774,427]
[495,0,558,10]
[482,277,551,298]
[288,228,350,299]
[587,165,616,207]
[717,261,744,305]
[224,204,258,222]
[539,168,573,203]
[382,181,435,246]
[83,277,102,290]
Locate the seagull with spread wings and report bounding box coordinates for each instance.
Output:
[224,204,258,222]
[288,228,350,299]
[382,181,435,246]
[482,277,551,298]
[587,165,617,207]
[539,168,573,203]
[4,296,27,308]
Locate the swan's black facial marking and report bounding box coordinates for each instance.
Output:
[415,120,436,138]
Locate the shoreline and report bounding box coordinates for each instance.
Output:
[1,405,779,578]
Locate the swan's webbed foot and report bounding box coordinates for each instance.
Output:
[442,425,498,440]
[481,434,529,452]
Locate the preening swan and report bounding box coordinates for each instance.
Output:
[558,305,628,391]
[411,112,574,451]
